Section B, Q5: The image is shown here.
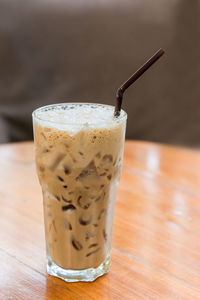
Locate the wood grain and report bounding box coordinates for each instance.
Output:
[1,141,200,299]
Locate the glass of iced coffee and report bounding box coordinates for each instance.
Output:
[32,103,127,282]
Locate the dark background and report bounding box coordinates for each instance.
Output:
[0,0,200,146]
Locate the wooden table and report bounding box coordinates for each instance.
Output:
[1,141,200,299]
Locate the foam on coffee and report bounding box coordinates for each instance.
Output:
[34,103,126,133]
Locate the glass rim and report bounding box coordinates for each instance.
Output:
[32,102,127,125]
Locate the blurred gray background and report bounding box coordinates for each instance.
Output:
[0,0,200,146]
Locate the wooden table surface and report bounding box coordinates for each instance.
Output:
[1,141,200,300]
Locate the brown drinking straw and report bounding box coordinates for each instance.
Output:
[114,48,165,117]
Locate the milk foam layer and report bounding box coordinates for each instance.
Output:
[34,103,126,133]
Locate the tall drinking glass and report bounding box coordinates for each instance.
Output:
[32,103,127,282]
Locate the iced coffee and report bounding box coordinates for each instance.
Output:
[33,103,127,282]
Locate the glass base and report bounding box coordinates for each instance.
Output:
[47,255,110,282]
